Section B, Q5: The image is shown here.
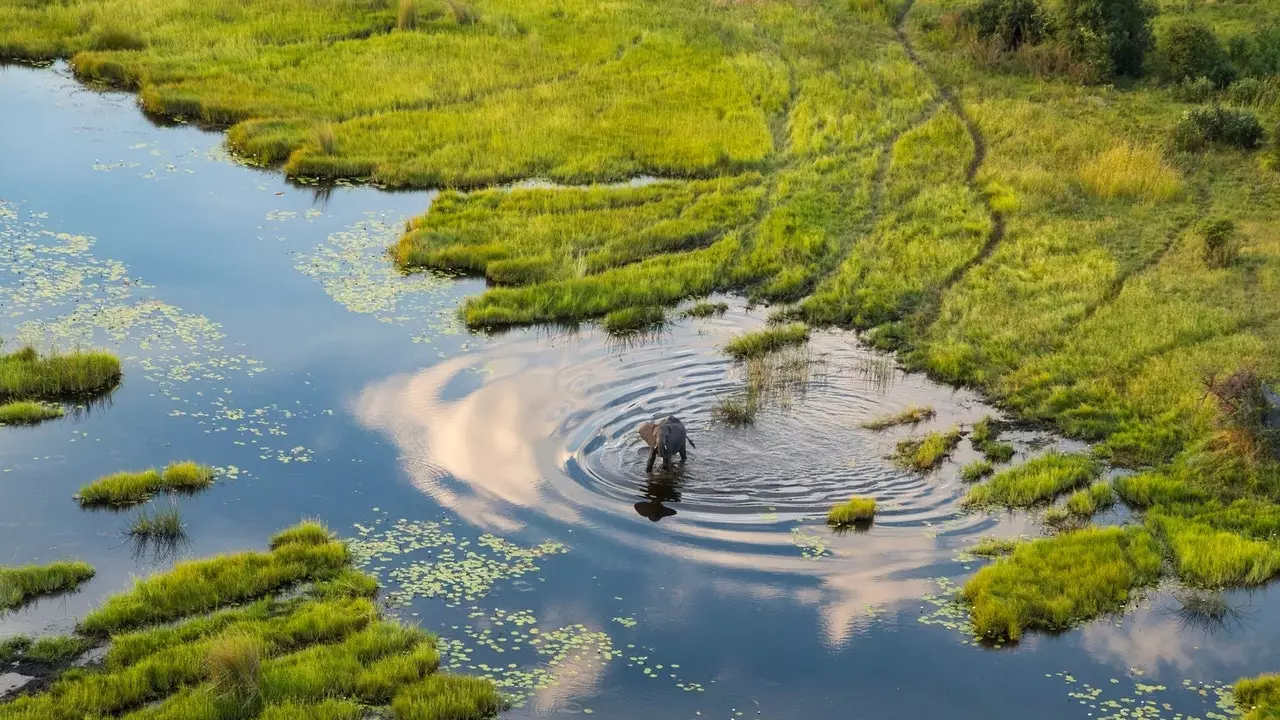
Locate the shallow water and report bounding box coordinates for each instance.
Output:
[1,62,1278,718]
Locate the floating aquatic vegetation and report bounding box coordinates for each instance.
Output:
[790,527,832,560]
[915,577,979,646]
[349,516,566,607]
[291,213,463,344]
[1050,671,1239,720]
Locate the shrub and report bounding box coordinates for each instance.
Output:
[1171,76,1215,103]
[1174,106,1265,151]
[1228,25,1280,78]
[1200,218,1241,268]
[1157,19,1235,86]
[827,497,877,527]
[1059,0,1156,78]
[964,0,1052,51]
[1227,77,1264,106]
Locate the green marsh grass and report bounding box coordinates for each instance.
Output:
[967,537,1020,557]
[961,527,1161,641]
[1235,673,1280,720]
[713,394,757,426]
[0,346,120,402]
[1,522,498,719]
[963,453,1098,508]
[826,497,877,527]
[1063,481,1117,518]
[723,324,810,360]
[601,307,665,336]
[861,404,935,430]
[127,505,186,541]
[77,461,215,507]
[894,426,962,471]
[0,560,95,611]
[0,400,64,425]
[1148,512,1280,586]
[961,459,994,482]
[682,301,728,318]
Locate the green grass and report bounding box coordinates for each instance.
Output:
[0,523,499,720]
[1063,481,1117,518]
[960,459,995,481]
[967,537,1021,557]
[601,306,665,336]
[961,527,1162,641]
[1148,512,1280,586]
[712,393,757,426]
[970,416,1015,461]
[682,301,729,318]
[1235,674,1280,720]
[0,400,64,425]
[127,505,186,540]
[894,426,963,471]
[77,461,215,507]
[723,324,810,360]
[0,346,120,402]
[0,560,95,611]
[963,452,1098,508]
[826,497,877,527]
[391,675,508,720]
[861,404,935,430]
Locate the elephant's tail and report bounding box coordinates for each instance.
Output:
[688,437,696,449]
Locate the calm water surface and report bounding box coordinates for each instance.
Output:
[0,63,1276,718]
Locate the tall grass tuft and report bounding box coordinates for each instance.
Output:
[1079,142,1182,201]
[0,346,121,403]
[1235,673,1280,720]
[713,393,757,426]
[1199,218,1241,268]
[827,497,876,527]
[127,505,186,540]
[316,123,339,156]
[861,405,935,430]
[602,306,665,336]
[894,427,962,471]
[208,632,263,710]
[444,0,480,25]
[397,0,418,30]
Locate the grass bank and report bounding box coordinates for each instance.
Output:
[0,522,503,720]
[0,561,95,612]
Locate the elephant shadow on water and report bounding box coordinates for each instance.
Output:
[634,466,683,522]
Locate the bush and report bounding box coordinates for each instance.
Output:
[1174,106,1265,151]
[1228,25,1280,78]
[1200,218,1241,268]
[1059,0,1156,78]
[964,0,1053,51]
[1227,77,1264,106]
[1158,19,1235,86]
[1171,76,1215,103]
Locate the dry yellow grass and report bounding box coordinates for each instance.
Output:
[1078,142,1182,202]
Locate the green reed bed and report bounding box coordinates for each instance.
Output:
[826,497,877,527]
[963,453,1098,508]
[681,301,729,318]
[601,306,665,336]
[77,461,215,507]
[0,400,64,425]
[0,561,95,612]
[966,537,1021,557]
[961,527,1162,641]
[1235,673,1280,720]
[0,346,120,402]
[127,505,186,540]
[960,459,994,482]
[724,324,810,361]
[0,522,502,720]
[0,636,92,665]
[861,404,935,430]
[894,426,962,471]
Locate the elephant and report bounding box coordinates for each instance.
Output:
[638,415,695,472]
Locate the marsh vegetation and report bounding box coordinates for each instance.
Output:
[77,462,215,507]
[0,561,95,612]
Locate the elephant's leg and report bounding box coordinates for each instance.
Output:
[646,447,658,472]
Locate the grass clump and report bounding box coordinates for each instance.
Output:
[1199,218,1241,268]
[601,306,665,336]
[0,560,95,611]
[964,453,1098,508]
[0,346,120,403]
[894,426,963,471]
[208,632,263,710]
[1079,143,1181,202]
[961,459,995,482]
[1063,481,1117,518]
[713,394,757,426]
[392,674,507,720]
[970,417,1015,462]
[861,405,935,430]
[826,497,877,527]
[1147,513,1280,586]
[961,527,1161,641]
[967,537,1021,557]
[77,461,215,507]
[723,324,809,360]
[0,400,65,425]
[682,301,728,318]
[0,635,92,665]
[1235,674,1280,720]
[127,505,186,540]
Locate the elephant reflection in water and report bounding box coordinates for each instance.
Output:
[634,468,682,522]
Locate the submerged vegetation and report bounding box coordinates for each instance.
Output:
[827,497,877,527]
[0,561,95,611]
[0,522,503,720]
[77,461,216,507]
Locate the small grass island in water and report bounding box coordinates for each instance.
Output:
[827,497,877,527]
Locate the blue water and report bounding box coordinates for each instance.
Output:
[0,62,1274,719]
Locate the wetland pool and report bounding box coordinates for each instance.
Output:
[0,62,1275,719]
